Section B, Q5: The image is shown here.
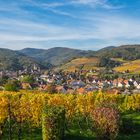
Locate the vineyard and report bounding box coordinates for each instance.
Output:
[114,59,140,74]
[0,91,140,140]
[57,57,99,72]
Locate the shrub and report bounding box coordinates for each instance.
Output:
[20,75,34,84]
[42,106,65,140]
[91,105,120,140]
[4,80,20,91]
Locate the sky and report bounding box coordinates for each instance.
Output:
[0,0,140,50]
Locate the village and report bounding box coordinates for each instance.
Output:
[0,64,140,94]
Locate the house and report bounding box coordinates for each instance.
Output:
[56,86,67,93]
[85,84,98,92]
[123,80,130,88]
[77,80,86,87]
[133,81,138,87]
[67,88,75,94]
[125,82,130,88]
[46,78,54,83]
[38,85,48,91]
[40,75,48,80]
[21,83,32,90]
[77,87,85,94]
[118,82,123,88]
[136,84,140,90]
[113,80,118,87]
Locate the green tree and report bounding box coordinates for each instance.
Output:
[0,75,9,85]
[20,75,34,84]
[99,57,120,68]
[4,80,20,91]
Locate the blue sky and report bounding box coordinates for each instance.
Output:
[0,0,140,50]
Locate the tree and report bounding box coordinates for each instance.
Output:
[0,75,9,85]
[4,80,20,91]
[20,75,34,84]
[99,57,121,68]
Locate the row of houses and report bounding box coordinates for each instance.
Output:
[1,69,140,94]
[38,71,140,94]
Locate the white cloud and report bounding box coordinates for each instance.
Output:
[42,2,65,8]
[0,15,140,41]
[0,15,140,47]
[71,0,106,5]
[70,0,124,9]
[0,0,139,50]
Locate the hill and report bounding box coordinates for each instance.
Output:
[114,59,140,74]
[97,46,116,53]
[57,57,100,72]
[1,44,140,71]
[96,45,140,60]
[21,45,140,66]
[20,47,95,66]
[0,48,50,71]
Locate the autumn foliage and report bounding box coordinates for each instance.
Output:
[42,106,65,140]
[0,91,140,139]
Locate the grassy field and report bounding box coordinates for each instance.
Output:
[2,112,140,140]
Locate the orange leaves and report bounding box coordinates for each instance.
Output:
[91,106,120,140]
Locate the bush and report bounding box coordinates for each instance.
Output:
[42,106,65,140]
[91,105,120,140]
[20,75,34,84]
[4,80,20,91]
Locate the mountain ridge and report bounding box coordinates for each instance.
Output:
[0,48,51,71]
[0,44,140,71]
[20,47,94,66]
